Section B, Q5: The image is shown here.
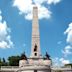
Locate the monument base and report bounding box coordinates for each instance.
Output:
[17,65,51,72]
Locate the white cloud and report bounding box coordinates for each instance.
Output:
[57,41,62,44]
[47,0,61,5]
[33,0,61,5]
[62,45,72,56]
[12,0,61,20]
[0,11,2,21]
[60,58,70,65]
[52,57,60,67]
[38,5,51,19]
[64,22,72,44]
[52,57,70,66]
[23,43,26,47]
[0,10,14,49]
[33,0,47,4]
[63,22,72,57]
[0,11,1,14]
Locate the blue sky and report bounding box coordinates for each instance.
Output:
[0,0,72,66]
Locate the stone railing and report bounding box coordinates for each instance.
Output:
[0,66,19,71]
[51,67,72,72]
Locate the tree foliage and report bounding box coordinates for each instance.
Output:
[65,63,72,68]
[0,53,25,66]
[57,70,62,72]
[8,56,20,66]
[0,58,8,67]
[0,58,2,67]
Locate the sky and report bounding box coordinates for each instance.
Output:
[0,0,72,66]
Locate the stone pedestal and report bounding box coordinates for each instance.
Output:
[18,64,51,72]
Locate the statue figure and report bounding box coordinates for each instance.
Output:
[20,52,27,60]
[45,52,51,60]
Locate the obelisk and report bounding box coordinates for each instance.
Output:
[30,6,41,58]
[18,6,51,72]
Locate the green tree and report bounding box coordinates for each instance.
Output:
[2,58,8,66]
[0,58,2,67]
[65,63,72,68]
[8,56,20,66]
[57,70,62,72]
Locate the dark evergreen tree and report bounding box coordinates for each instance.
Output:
[2,58,8,66]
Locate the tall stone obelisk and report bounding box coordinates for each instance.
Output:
[31,6,41,58]
[19,6,51,72]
